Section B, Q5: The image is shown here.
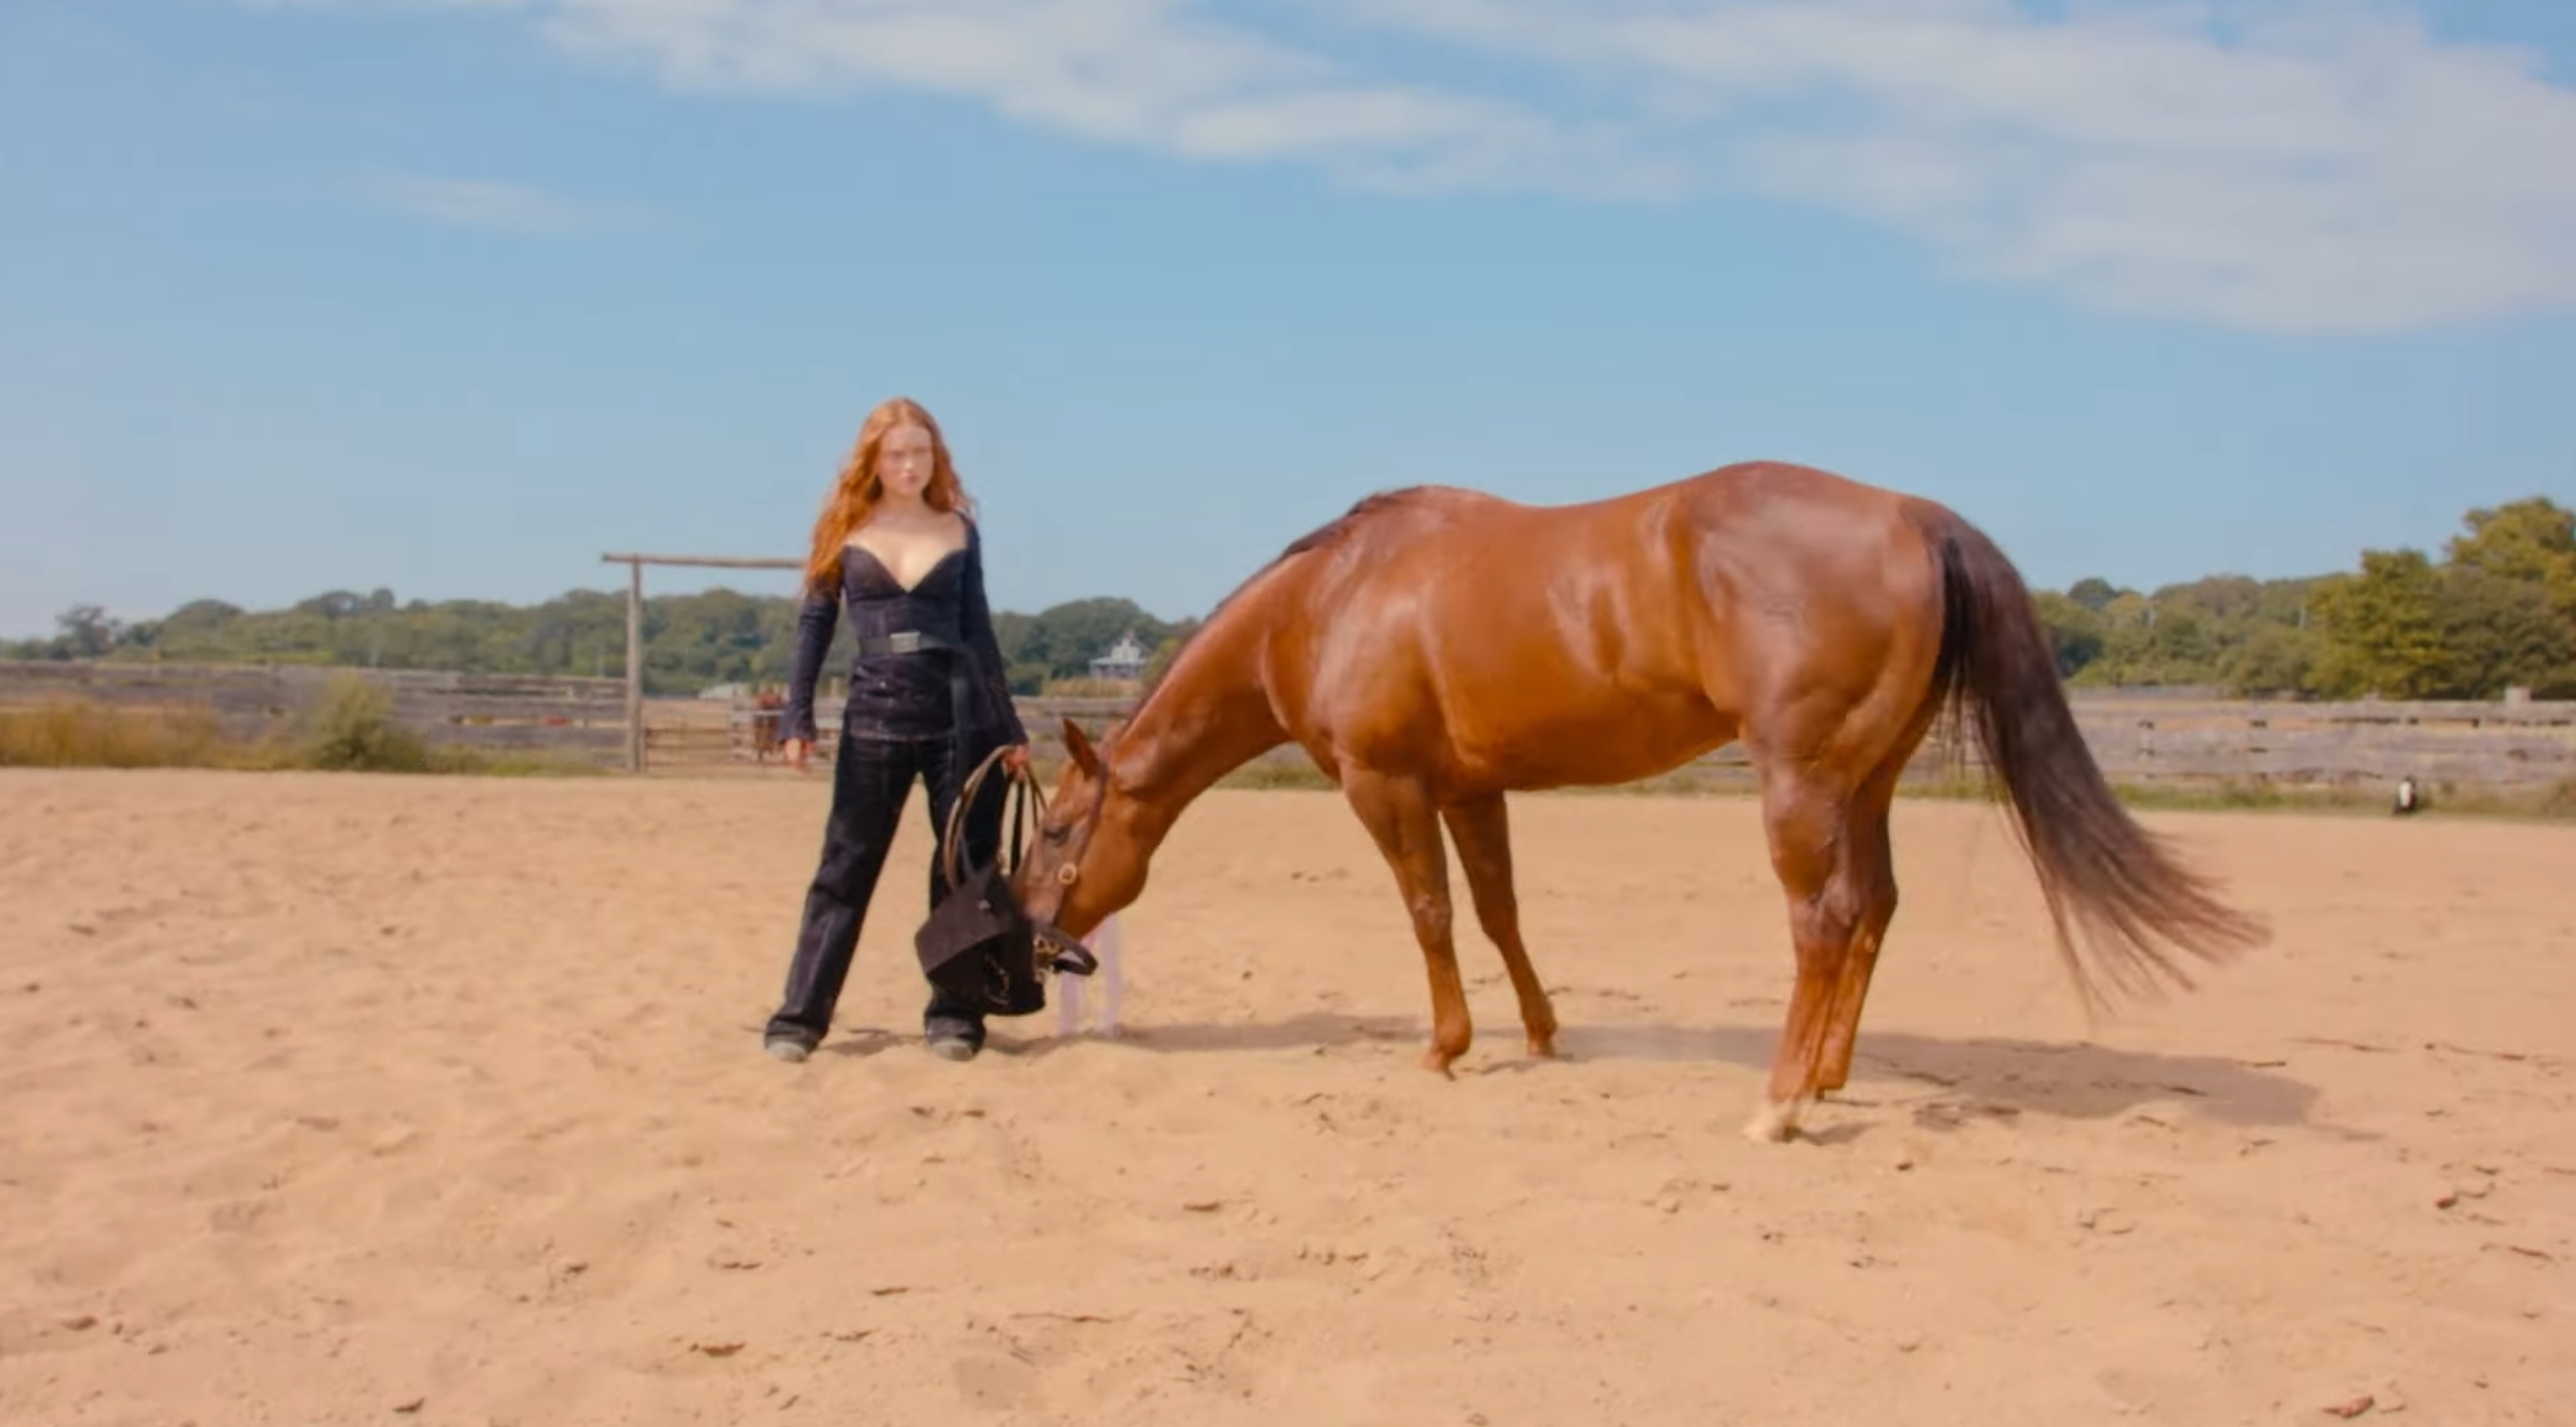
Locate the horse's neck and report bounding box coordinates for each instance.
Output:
[1111,613,1288,831]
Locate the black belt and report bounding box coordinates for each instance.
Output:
[848,630,1001,866]
[854,630,967,657]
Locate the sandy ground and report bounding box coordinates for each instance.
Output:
[3,768,2571,1427]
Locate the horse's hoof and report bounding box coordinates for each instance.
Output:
[1526,1034,1560,1059]
[1420,1047,1461,1078]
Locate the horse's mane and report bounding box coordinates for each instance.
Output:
[1128,485,1436,711]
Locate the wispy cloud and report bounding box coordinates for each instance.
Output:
[1351,0,2576,334]
[259,0,2576,333]
[359,169,657,236]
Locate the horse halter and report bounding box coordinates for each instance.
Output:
[1043,745,1117,890]
[1028,747,1136,960]
[1026,776,1111,964]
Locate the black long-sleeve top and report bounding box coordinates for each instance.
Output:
[779,518,1029,750]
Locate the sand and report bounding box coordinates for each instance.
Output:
[3,767,2571,1426]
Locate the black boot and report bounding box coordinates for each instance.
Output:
[924,995,986,1061]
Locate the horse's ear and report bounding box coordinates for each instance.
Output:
[1061,716,1103,778]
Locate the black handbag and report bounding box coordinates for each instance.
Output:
[914,745,1098,1018]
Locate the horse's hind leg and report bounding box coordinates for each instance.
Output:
[1441,792,1559,1058]
[1813,699,1940,1095]
[1815,761,1906,1095]
[1744,757,1898,1143]
[1342,767,1474,1076]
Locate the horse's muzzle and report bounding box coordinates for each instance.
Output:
[1035,921,1098,978]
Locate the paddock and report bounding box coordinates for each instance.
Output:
[2,768,2568,1425]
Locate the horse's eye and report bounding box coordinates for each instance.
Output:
[1042,824,1070,844]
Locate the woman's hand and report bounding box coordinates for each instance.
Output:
[1001,742,1031,775]
[782,737,812,773]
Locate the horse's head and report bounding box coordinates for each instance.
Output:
[1013,716,1154,942]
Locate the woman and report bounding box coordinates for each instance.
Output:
[763,396,1031,1064]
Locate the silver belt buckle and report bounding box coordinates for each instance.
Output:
[886,630,923,654]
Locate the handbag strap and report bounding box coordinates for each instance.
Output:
[938,744,1048,892]
[936,745,1103,983]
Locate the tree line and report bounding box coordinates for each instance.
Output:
[10,496,2571,701]
[2030,496,2573,699]
[11,584,1198,700]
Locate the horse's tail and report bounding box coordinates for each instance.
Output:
[1901,501,2268,1016]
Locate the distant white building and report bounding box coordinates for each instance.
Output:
[1089,630,1150,682]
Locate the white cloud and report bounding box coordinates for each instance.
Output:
[257,0,2576,333]
[358,169,658,234]
[516,0,1679,198]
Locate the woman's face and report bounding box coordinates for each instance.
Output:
[876,422,937,501]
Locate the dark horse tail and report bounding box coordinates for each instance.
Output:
[1902,501,2268,1016]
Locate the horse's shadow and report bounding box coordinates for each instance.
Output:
[1005,1011,2326,1132]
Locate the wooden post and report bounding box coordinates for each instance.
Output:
[624,558,643,773]
[599,552,806,776]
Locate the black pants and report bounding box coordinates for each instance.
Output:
[766,729,1007,1048]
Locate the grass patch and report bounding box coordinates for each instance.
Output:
[0,699,296,771]
[1039,677,1142,700]
[0,678,608,778]
[1216,760,1338,791]
[2392,777,2576,822]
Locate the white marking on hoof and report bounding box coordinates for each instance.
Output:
[1741,1097,1805,1144]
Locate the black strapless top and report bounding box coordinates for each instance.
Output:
[779,518,1027,749]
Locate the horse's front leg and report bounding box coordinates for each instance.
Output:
[1341,767,1472,1076]
[1441,791,1558,1059]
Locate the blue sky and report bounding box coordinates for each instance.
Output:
[4,0,2573,638]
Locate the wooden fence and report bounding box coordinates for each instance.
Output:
[0,660,628,762]
[1950,696,2575,789]
[7,659,2571,791]
[708,689,2576,791]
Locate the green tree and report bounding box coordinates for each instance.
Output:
[2310,553,2449,698]
[2031,592,2106,677]
[2433,563,2576,698]
[2065,577,2123,612]
[1016,598,1175,683]
[1140,616,1203,688]
[2224,624,2321,697]
[55,604,119,658]
[2446,496,2576,627]
[988,610,1035,666]
[22,493,2565,705]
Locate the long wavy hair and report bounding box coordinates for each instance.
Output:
[802,396,977,594]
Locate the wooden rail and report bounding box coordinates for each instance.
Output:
[0,660,628,764]
[689,690,2575,791]
[8,659,2569,790]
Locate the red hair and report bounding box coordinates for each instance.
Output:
[803,396,977,594]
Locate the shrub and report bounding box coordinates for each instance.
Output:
[300,675,432,772]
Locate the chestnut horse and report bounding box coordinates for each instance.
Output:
[1010,460,2267,1142]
